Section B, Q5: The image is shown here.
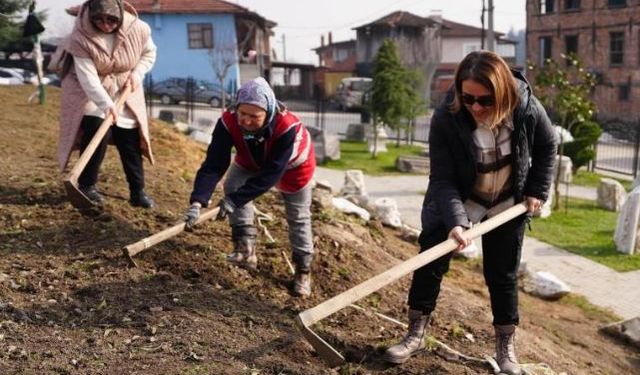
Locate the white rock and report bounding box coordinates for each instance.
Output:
[331,197,370,221]
[189,129,212,145]
[597,178,627,212]
[601,316,640,349]
[522,271,571,299]
[314,179,334,193]
[552,155,573,183]
[173,121,189,133]
[373,197,402,228]
[614,186,640,254]
[340,170,367,197]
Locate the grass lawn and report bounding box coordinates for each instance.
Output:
[321,140,425,175]
[572,170,633,191]
[529,198,640,272]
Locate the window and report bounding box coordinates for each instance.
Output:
[539,36,552,65]
[565,35,578,65]
[608,0,626,7]
[618,84,630,101]
[333,48,349,62]
[564,0,580,10]
[188,23,213,49]
[609,31,624,66]
[540,0,555,14]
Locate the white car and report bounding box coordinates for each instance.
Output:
[0,67,51,85]
[0,67,24,85]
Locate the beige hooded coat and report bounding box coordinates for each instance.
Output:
[57,1,154,170]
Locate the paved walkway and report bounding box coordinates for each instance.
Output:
[314,167,640,319]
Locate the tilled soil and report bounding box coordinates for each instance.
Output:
[0,86,638,374]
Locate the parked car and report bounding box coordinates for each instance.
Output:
[336,77,372,111]
[151,77,227,107]
[0,67,25,85]
[0,67,51,85]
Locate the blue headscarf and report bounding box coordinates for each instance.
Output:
[235,77,277,127]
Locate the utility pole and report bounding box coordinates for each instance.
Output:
[282,34,287,62]
[481,0,485,49]
[487,0,495,52]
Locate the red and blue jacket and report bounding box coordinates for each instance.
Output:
[190,109,315,208]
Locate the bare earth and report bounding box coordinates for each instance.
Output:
[0,86,638,374]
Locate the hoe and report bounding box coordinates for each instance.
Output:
[122,207,220,267]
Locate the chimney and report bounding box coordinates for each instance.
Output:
[328,32,332,45]
[321,35,324,47]
[429,9,442,23]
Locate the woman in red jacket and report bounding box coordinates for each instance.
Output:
[184,77,316,297]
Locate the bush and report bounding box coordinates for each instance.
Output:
[563,120,602,172]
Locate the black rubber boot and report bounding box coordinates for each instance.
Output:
[79,185,105,205]
[130,190,155,209]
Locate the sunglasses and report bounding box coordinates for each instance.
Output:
[91,15,120,25]
[461,93,495,107]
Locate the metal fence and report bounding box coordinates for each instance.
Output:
[592,119,640,178]
[144,75,431,145]
[143,76,640,177]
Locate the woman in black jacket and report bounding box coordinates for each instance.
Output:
[383,51,557,375]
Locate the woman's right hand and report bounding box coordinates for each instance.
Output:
[184,202,202,230]
[448,226,471,252]
[104,105,118,124]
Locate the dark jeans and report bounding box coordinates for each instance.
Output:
[78,115,145,192]
[408,214,526,325]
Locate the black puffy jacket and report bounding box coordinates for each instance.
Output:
[421,70,557,235]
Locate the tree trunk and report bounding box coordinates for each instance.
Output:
[371,121,378,158]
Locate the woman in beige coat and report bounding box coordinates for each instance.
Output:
[57,0,156,208]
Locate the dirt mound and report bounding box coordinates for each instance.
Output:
[0,86,638,374]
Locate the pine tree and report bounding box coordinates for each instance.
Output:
[370,39,425,153]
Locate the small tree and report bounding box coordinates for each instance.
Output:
[530,54,597,210]
[370,39,410,156]
[208,43,238,109]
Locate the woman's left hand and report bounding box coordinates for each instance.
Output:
[524,196,543,214]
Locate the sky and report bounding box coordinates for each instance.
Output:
[36,0,526,64]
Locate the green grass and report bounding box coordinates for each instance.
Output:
[529,198,640,272]
[321,141,425,175]
[559,294,621,322]
[572,170,633,191]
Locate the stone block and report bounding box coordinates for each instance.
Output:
[395,156,430,174]
[614,186,640,254]
[553,155,573,183]
[597,178,627,212]
[601,317,640,349]
[346,123,365,141]
[373,197,402,228]
[340,170,367,197]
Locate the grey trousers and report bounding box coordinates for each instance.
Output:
[223,164,314,269]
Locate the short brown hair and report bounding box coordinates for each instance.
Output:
[450,51,518,127]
